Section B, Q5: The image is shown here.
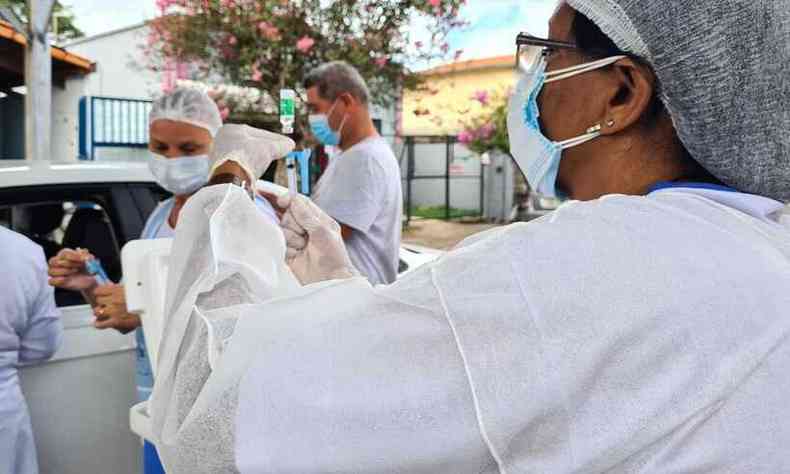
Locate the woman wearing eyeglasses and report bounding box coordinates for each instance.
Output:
[152,1,790,472]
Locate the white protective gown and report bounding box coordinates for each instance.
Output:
[0,227,63,474]
[151,184,790,473]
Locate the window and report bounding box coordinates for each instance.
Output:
[1,200,122,307]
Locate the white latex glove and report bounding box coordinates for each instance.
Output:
[209,124,295,184]
[272,192,358,285]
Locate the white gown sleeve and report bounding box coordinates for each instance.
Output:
[150,184,498,473]
[18,245,62,364]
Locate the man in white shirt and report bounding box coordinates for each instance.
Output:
[303,61,403,285]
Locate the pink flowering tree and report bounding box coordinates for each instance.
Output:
[458,89,511,156]
[145,0,468,125]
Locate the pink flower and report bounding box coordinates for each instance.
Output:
[479,123,495,139]
[258,21,281,40]
[458,130,473,144]
[155,0,177,12]
[296,36,315,53]
[375,56,388,68]
[220,45,238,60]
[429,0,441,6]
[146,32,160,46]
[251,62,263,82]
[472,90,489,106]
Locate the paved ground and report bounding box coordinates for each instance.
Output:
[402,218,501,250]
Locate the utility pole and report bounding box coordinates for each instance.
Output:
[25,0,56,160]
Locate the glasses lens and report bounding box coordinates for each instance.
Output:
[517,44,544,73]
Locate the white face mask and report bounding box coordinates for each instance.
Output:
[147,153,211,196]
[507,53,626,198]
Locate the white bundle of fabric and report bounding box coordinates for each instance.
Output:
[148,184,301,473]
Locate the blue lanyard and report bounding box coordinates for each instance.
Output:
[648,181,737,194]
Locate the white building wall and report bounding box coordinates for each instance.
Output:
[51,77,86,161]
[66,24,160,100]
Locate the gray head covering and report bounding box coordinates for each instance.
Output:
[149,87,223,137]
[566,0,790,202]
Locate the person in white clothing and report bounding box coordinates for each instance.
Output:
[304,61,403,285]
[150,1,790,472]
[0,227,62,474]
[46,88,291,472]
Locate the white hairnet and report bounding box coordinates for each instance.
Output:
[149,87,223,137]
[566,0,790,202]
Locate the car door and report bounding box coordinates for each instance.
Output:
[0,181,159,474]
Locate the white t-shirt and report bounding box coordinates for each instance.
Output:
[312,136,403,285]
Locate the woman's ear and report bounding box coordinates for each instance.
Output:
[599,58,656,135]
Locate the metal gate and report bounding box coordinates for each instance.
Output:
[400,135,485,224]
[79,96,152,160]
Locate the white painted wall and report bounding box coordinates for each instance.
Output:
[66,24,160,100]
[51,77,86,161]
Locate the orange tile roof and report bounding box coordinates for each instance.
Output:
[420,55,514,76]
[0,20,94,72]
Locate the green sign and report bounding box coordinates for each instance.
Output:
[280,98,295,116]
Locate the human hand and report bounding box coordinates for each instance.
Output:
[48,248,96,291]
[93,283,141,334]
[264,191,357,285]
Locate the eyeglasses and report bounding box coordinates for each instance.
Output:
[515,32,578,71]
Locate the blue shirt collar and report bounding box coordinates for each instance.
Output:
[648,181,737,194]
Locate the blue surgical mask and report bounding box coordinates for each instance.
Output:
[147,153,211,196]
[309,101,347,147]
[507,54,625,198]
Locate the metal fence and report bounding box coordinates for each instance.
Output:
[398,135,485,224]
[79,96,152,160]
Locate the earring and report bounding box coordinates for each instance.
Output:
[606,119,615,127]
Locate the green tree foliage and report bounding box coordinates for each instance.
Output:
[146,0,467,117]
[1,0,84,41]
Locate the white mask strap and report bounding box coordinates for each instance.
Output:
[336,114,348,135]
[557,130,600,150]
[545,55,627,84]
